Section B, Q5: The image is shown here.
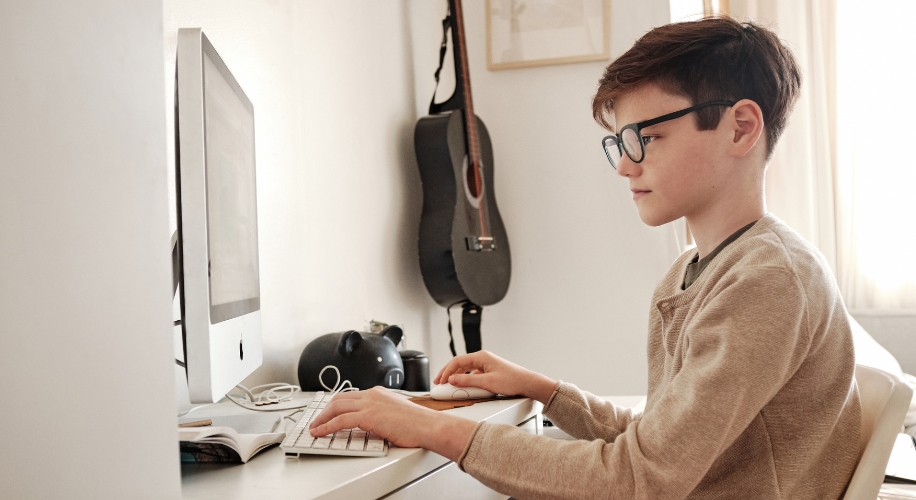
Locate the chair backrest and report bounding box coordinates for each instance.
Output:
[842,364,913,500]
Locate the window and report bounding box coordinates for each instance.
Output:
[836,0,916,308]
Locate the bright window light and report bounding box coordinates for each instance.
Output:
[670,0,705,22]
[837,0,916,306]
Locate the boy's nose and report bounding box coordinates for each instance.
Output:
[615,156,641,177]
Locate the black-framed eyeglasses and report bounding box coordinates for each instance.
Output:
[601,100,736,169]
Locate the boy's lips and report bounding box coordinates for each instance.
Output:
[631,188,651,200]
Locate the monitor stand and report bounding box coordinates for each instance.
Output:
[171,232,274,433]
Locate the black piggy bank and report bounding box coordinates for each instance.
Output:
[298,326,405,391]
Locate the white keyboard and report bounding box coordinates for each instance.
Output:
[281,392,389,458]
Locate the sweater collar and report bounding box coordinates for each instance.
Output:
[654,213,779,311]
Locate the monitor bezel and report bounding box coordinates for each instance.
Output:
[199,34,261,324]
[175,28,263,403]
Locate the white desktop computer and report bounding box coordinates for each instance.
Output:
[173,28,263,404]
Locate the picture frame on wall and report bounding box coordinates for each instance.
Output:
[486,0,610,71]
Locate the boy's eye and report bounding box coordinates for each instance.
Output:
[642,135,658,146]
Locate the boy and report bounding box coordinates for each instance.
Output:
[309,16,860,499]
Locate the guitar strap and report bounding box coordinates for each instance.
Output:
[429,7,452,115]
[461,302,483,353]
[447,300,483,356]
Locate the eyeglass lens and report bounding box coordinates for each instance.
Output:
[621,128,643,163]
[603,136,622,167]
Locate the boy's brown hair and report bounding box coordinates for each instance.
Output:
[593,16,801,160]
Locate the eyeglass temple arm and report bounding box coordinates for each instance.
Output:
[636,100,736,129]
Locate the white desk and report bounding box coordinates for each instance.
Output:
[180,393,542,500]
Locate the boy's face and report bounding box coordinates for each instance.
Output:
[611,84,734,227]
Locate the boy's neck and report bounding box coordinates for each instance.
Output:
[688,202,766,260]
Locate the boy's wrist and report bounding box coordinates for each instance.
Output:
[527,373,558,405]
[422,411,477,462]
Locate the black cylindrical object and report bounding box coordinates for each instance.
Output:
[400,350,430,392]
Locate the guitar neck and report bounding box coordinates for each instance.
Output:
[450,0,480,164]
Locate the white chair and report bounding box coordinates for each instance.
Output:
[842,365,913,500]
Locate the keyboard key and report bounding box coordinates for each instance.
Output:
[312,436,332,449]
[283,429,298,438]
[295,434,316,448]
[366,435,384,452]
[330,432,350,451]
[348,431,367,451]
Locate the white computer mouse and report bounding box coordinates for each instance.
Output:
[429,383,495,401]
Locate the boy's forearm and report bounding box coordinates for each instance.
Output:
[422,412,478,462]
[420,374,557,461]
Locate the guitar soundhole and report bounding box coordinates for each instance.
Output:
[466,162,480,198]
[461,155,483,208]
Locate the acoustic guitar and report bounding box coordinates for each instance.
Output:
[414,0,511,313]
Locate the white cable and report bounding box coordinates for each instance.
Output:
[221,382,303,412]
[224,394,313,412]
[243,383,300,404]
[183,367,357,417]
[318,365,359,397]
[233,384,256,402]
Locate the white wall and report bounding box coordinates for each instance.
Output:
[409,0,678,394]
[0,1,180,499]
[162,0,676,397]
[162,0,674,397]
[163,0,436,387]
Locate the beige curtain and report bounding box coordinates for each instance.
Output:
[731,0,916,310]
[730,0,839,273]
[673,1,916,309]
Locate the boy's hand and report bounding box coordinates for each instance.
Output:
[307,387,475,460]
[434,350,558,405]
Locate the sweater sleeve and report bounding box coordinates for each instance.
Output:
[457,267,811,500]
[543,382,639,442]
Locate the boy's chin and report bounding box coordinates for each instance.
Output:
[636,207,680,227]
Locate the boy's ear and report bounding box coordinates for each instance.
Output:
[728,99,765,158]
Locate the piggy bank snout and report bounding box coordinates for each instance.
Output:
[382,367,405,389]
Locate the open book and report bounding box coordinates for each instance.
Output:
[179,425,285,463]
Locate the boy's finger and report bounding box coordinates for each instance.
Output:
[329,390,366,401]
[309,399,361,429]
[448,372,492,389]
[309,412,362,437]
[435,357,478,384]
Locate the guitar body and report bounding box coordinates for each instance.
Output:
[415,110,511,307]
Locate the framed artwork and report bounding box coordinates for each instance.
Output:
[486,0,610,70]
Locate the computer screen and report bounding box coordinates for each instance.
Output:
[175,28,263,404]
[202,49,260,323]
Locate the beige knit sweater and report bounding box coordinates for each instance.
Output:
[457,214,860,499]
